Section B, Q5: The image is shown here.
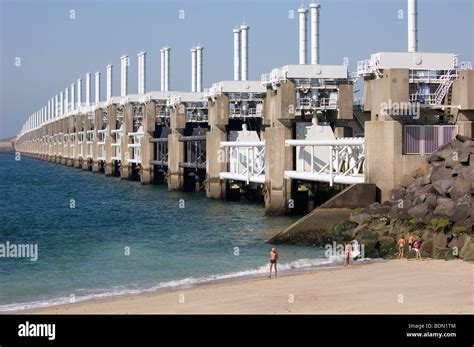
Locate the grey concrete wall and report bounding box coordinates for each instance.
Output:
[105,104,116,176]
[205,128,226,199]
[140,101,156,184]
[338,83,353,119]
[120,104,133,179]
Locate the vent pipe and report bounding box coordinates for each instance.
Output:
[233,27,241,80]
[85,73,91,107]
[408,0,418,52]
[196,45,203,92]
[70,83,75,112]
[240,24,249,81]
[60,91,64,116]
[120,55,128,97]
[298,6,308,64]
[163,47,170,91]
[106,65,113,101]
[310,2,320,64]
[65,88,69,113]
[77,78,82,110]
[95,72,100,104]
[137,51,146,94]
[191,47,197,92]
[160,48,165,91]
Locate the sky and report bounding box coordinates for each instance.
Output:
[0,0,473,138]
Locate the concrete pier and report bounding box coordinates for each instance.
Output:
[140,100,156,184]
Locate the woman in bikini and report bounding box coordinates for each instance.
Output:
[398,236,405,259]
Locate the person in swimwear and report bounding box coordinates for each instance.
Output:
[344,241,352,267]
[398,236,405,259]
[407,233,415,254]
[269,247,278,278]
[413,239,422,260]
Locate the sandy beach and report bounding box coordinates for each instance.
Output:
[21,259,473,314]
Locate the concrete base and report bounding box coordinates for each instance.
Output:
[457,120,473,138]
[66,159,73,166]
[104,162,114,176]
[264,126,292,215]
[92,161,100,173]
[206,129,226,199]
[140,167,153,185]
[120,165,130,179]
[60,158,66,165]
[74,159,82,168]
[167,133,184,190]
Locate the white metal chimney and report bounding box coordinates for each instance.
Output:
[196,45,203,92]
[65,88,69,114]
[310,2,320,64]
[71,83,75,112]
[106,65,113,101]
[137,51,146,94]
[47,99,51,120]
[60,91,64,116]
[120,55,129,97]
[191,47,197,92]
[408,0,418,52]
[95,72,100,104]
[240,24,249,81]
[85,73,91,107]
[164,47,170,92]
[55,95,59,118]
[160,48,165,91]
[298,6,308,65]
[77,79,82,110]
[233,27,241,81]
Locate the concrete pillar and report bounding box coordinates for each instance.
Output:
[264,126,292,215]
[168,103,186,190]
[457,120,473,138]
[66,115,75,166]
[82,115,91,170]
[262,82,296,215]
[334,126,353,138]
[104,104,117,176]
[60,118,67,165]
[206,95,229,199]
[140,101,156,184]
[364,120,405,202]
[205,127,226,199]
[120,103,133,179]
[92,108,102,172]
[74,114,82,168]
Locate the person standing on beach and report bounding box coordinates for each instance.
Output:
[344,242,352,267]
[413,239,422,260]
[407,233,415,254]
[269,248,278,278]
[398,236,405,259]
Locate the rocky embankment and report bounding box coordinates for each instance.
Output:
[273,136,474,261]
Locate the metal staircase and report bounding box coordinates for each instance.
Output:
[434,69,456,105]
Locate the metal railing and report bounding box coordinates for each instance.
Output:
[219,141,265,184]
[111,128,122,161]
[285,138,365,186]
[127,130,144,164]
[98,129,107,161]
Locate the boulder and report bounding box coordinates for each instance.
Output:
[420,239,433,257]
[433,179,454,197]
[421,229,433,241]
[433,198,455,219]
[388,188,406,201]
[432,232,449,249]
[431,166,452,182]
[459,242,474,261]
[450,179,472,200]
[349,212,372,225]
[408,202,432,219]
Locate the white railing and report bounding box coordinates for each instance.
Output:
[434,69,456,105]
[127,129,144,164]
[285,138,365,186]
[404,125,458,155]
[111,127,122,161]
[220,141,265,184]
[97,129,107,161]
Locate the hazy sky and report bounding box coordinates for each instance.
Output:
[1,0,473,138]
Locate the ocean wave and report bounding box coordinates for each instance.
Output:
[0,257,380,312]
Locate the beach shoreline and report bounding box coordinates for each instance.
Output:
[10,259,473,314]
